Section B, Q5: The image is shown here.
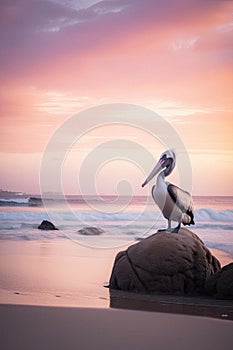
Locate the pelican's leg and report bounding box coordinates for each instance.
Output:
[158,220,172,232]
[167,219,172,231]
[171,223,181,233]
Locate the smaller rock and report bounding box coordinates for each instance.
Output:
[38,220,58,230]
[205,263,233,300]
[77,226,104,235]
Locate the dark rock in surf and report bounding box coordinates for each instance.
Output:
[109,228,220,295]
[205,263,233,300]
[77,226,104,236]
[29,197,42,206]
[38,220,59,230]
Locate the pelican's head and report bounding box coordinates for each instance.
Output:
[142,149,176,187]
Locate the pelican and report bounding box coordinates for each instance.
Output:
[142,149,194,233]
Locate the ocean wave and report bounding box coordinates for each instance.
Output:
[0,207,232,222]
[0,197,44,207]
[0,197,30,205]
[196,224,233,231]
[0,211,48,222]
[0,222,38,230]
[0,203,231,254]
[195,208,233,222]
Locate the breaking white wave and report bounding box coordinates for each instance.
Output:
[0,197,30,205]
[195,208,233,222]
[0,196,232,252]
[0,207,232,226]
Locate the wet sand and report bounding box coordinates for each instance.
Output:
[0,239,115,308]
[0,239,233,349]
[0,239,232,310]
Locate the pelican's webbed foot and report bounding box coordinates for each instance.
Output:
[165,220,181,233]
[158,222,181,233]
[170,223,181,233]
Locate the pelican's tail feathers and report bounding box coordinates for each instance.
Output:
[187,209,195,225]
[182,209,195,226]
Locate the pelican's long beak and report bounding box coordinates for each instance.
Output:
[142,159,166,187]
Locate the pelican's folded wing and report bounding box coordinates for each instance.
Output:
[167,184,193,213]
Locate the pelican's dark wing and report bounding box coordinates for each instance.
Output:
[167,184,194,223]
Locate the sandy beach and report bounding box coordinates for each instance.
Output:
[0,239,115,308]
[0,239,232,309]
[1,304,233,350]
[0,238,233,350]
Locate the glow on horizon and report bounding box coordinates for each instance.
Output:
[0,0,232,196]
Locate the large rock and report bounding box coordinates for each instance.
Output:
[109,228,220,295]
[38,220,58,230]
[205,263,233,299]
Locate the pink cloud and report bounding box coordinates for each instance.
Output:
[0,0,232,195]
[1,0,231,84]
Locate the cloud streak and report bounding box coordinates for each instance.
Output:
[1,0,231,83]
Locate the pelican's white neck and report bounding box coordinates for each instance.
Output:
[157,171,165,184]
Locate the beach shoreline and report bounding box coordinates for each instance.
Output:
[0,238,233,350]
[0,239,232,316]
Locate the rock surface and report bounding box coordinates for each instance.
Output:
[205,263,233,300]
[77,226,104,235]
[109,228,220,295]
[38,220,58,230]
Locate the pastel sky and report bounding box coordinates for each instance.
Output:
[0,0,232,196]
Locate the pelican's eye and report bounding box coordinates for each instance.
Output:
[161,154,167,161]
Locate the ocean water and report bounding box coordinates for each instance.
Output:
[0,195,232,253]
